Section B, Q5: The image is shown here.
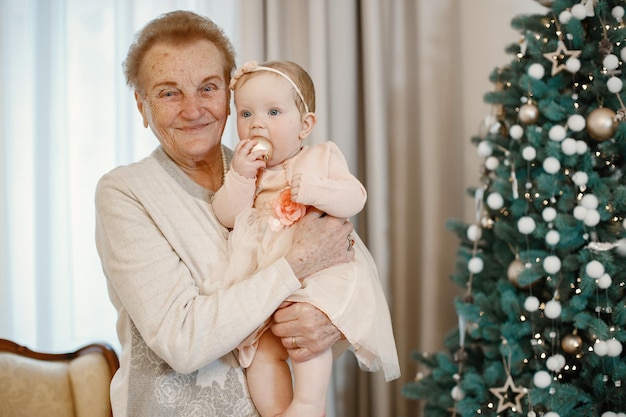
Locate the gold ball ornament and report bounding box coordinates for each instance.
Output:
[587,108,618,141]
[561,333,583,354]
[251,138,274,161]
[507,259,525,287]
[519,103,539,124]
[534,0,554,6]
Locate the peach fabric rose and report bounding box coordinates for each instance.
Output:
[269,188,306,231]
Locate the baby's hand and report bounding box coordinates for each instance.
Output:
[231,140,267,179]
[290,173,302,201]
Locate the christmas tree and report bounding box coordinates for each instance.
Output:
[403,1,626,416]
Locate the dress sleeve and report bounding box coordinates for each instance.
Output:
[212,169,257,228]
[95,171,301,374]
[294,141,367,218]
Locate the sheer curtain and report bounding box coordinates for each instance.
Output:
[0,0,239,352]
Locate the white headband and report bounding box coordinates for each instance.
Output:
[229,61,309,113]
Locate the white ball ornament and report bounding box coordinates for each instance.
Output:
[451,385,465,401]
[466,224,482,241]
[468,257,484,273]
[568,114,586,132]
[594,340,608,356]
[602,413,617,417]
[580,193,599,209]
[571,3,587,20]
[597,273,612,289]
[543,255,561,274]
[573,205,587,221]
[545,230,560,246]
[607,77,623,94]
[576,140,588,155]
[607,338,623,357]
[616,413,626,417]
[542,207,557,222]
[544,299,562,319]
[544,413,561,417]
[559,10,572,24]
[522,146,537,161]
[528,63,545,80]
[533,370,552,388]
[617,238,626,256]
[586,260,605,278]
[613,6,625,20]
[525,296,540,312]
[546,354,566,372]
[622,47,626,63]
[572,171,588,186]
[566,57,581,73]
[477,141,493,157]
[603,54,620,71]
[561,138,577,155]
[485,156,499,171]
[549,125,567,142]
[510,124,524,140]
[584,209,600,227]
[518,216,536,234]
[543,157,561,174]
[487,193,504,210]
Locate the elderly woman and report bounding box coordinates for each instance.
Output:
[95,10,354,417]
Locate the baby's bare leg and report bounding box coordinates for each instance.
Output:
[281,348,332,417]
[246,331,292,417]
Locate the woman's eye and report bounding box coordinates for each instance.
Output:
[202,84,217,95]
[268,108,280,116]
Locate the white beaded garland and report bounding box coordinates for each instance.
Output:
[510,124,524,140]
[542,207,557,222]
[613,6,625,20]
[467,224,482,241]
[468,257,484,273]
[543,255,562,274]
[561,138,577,155]
[607,77,623,94]
[586,260,605,278]
[522,146,537,161]
[477,141,493,157]
[572,171,589,186]
[487,193,504,210]
[568,114,586,132]
[528,63,545,80]
[549,125,567,141]
[603,54,620,71]
[485,156,500,171]
[543,157,561,174]
[597,273,612,289]
[545,230,560,246]
[533,370,552,388]
[525,296,540,312]
[518,216,536,234]
[544,299,562,319]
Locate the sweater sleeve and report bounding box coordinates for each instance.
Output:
[95,168,301,374]
[293,141,367,218]
[211,169,257,228]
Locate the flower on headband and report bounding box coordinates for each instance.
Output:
[268,188,307,232]
[229,61,259,90]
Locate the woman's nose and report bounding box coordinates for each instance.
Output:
[180,94,204,118]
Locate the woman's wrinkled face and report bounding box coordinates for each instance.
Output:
[134,39,230,166]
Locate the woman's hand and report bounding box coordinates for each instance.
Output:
[284,209,355,280]
[271,302,342,362]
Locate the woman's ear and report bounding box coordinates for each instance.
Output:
[299,112,317,140]
[134,91,149,128]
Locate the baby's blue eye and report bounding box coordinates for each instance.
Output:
[241,110,252,118]
[269,108,280,116]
